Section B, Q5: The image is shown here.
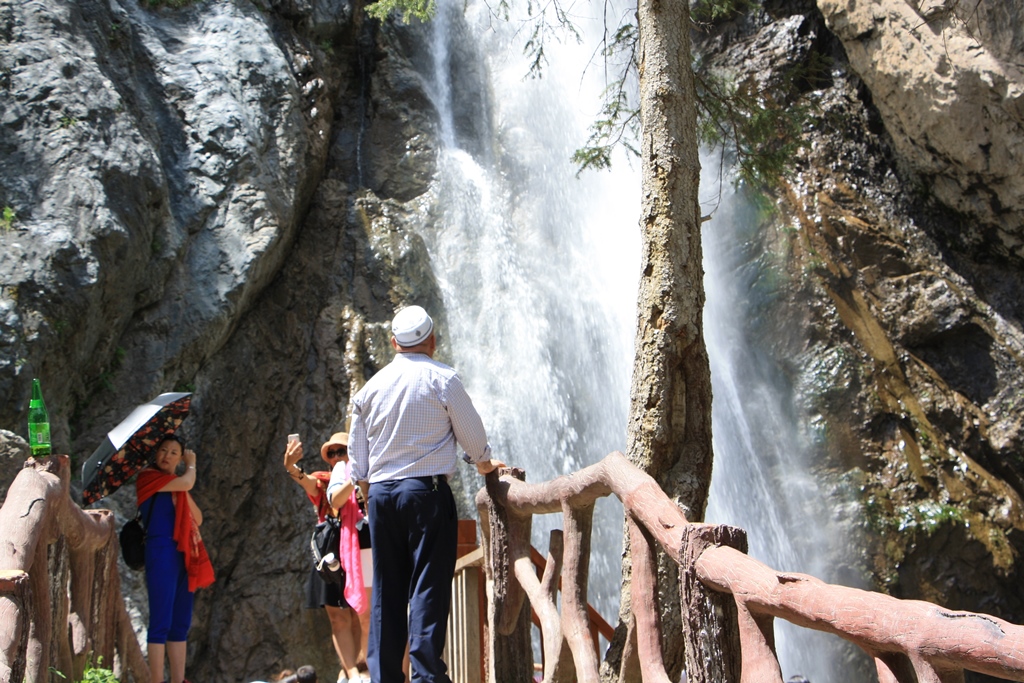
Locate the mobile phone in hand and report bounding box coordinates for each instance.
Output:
[288,433,299,443]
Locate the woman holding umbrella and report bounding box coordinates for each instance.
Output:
[136,436,215,683]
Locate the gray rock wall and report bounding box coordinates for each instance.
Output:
[0,0,333,440]
[0,0,448,679]
[816,0,1024,255]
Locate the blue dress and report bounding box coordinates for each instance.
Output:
[141,492,194,643]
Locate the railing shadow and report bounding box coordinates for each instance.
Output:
[0,456,147,683]
[473,451,1024,683]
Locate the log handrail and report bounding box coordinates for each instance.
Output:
[0,456,148,683]
[475,450,1024,683]
[528,546,615,650]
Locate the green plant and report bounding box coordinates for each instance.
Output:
[108,21,126,48]
[692,0,755,23]
[80,659,119,683]
[365,0,435,22]
[59,115,79,129]
[896,500,964,535]
[53,656,118,683]
[695,69,814,192]
[1,205,15,231]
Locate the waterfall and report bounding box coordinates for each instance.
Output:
[417,0,640,625]
[417,0,850,678]
[702,164,853,682]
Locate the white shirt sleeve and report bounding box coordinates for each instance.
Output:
[443,374,491,463]
[325,460,351,501]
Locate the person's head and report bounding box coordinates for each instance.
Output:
[391,305,435,356]
[275,665,317,683]
[319,432,349,466]
[152,436,184,475]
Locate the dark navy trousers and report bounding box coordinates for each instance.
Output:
[367,476,458,683]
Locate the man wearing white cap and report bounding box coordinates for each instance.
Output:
[338,305,504,683]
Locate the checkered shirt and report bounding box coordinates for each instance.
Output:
[348,352,491,484]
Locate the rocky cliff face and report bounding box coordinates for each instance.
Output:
[696,0,1024,671]
[1,0,1023,680]
[1,0,448,679]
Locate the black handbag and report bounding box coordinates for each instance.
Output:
[120,500,155,571]
[357,517,371,549]
[310,516,345,586]
[356,497,371,549]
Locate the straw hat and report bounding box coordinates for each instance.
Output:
[320,432,349,461]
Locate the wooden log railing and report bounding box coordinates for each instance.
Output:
[448,540,615,683]
[0,456,148,683]
[474,451,1024,683]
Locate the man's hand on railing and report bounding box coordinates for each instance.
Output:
[476,458,506,475]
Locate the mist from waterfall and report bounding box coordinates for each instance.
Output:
[418,0,848,677]
[702,163,851,683]
[417,0,641,625]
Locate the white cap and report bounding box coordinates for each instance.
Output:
[392,305,434,347]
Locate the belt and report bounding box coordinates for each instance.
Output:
[408,474,447,489]
[370,474,448,487]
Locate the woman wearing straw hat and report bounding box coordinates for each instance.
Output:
[284,432,368,683]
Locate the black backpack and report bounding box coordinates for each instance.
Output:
[119,500,155,571]
[310,516,345,586]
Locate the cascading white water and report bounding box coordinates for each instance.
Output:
[417,0,641,625]
[702,163,853,682]
[418,0,849,677]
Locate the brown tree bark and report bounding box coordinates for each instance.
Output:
[612,0,711,679]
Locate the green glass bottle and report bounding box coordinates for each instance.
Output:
[28,378,51,457]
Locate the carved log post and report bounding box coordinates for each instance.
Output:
[66,508,116,679]
[26,513,50,683]
[679,524,747,683]
[477,468,532,683]
[873,651,966,683]
[92,536,119,676]
[0,456,147,682]
[0,570,29,683]
[627,518,670,683]
[560,502,599,683]
[68,540,95,676]
[49,534,74,680]
[514,531,573,683]
[734,603,781,683]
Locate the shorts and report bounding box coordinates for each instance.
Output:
[305,564,349,610]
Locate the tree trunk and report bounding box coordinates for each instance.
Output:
[607,0,712,680]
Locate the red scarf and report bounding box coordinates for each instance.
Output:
[307,471,334,523]
[136,468,215,592]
